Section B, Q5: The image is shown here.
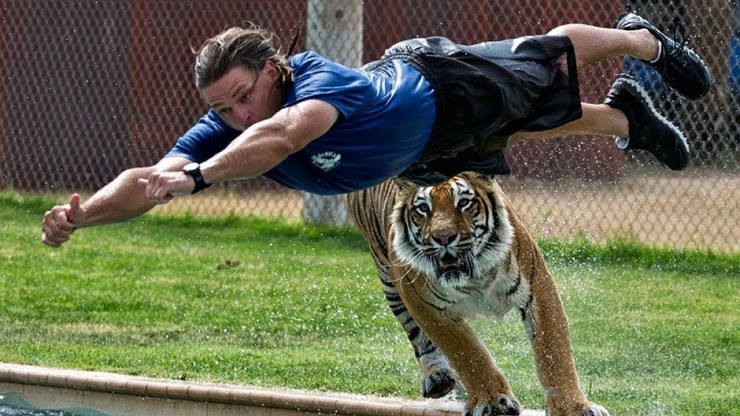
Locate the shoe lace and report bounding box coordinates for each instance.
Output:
[666,16,688,58]
[659,17,688,90]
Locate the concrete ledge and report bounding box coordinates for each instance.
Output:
[0,363,544,416]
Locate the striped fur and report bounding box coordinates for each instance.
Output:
[346,172,609,416]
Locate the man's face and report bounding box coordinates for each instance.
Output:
[201,61,283,131]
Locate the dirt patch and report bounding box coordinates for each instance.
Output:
[152,171,738,253]
[499,172,738,252]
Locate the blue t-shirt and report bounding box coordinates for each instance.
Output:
[166,51,436,195]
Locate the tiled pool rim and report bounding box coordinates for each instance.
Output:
[0,363,545,416]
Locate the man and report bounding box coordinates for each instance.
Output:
[42,13,711,247]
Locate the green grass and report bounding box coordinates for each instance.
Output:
[1,190,738,415]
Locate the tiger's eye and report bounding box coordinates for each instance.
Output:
[414,203,430,216]
[457,198,472,210]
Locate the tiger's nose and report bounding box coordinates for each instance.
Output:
[431,230,458,246]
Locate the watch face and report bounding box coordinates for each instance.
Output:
[183,162,199,173]
[181,162,210,193]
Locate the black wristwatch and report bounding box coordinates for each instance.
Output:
[182,162,212,194]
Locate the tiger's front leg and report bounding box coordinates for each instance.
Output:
[392,262,522,416]
[518,241,609,416]
[378,266,457,398]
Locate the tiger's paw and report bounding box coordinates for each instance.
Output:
[463,394,521,416]
[580,403,610,416]
[421,366,456,398]
[546,401,610,416]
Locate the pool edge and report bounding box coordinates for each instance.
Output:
[0,363,544,416]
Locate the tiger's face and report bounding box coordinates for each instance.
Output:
[391,173,513,289]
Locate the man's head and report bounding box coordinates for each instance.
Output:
[194,25,293,131]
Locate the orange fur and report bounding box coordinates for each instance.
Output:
[346,172,608,416]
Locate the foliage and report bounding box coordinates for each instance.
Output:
[1,191,737,415]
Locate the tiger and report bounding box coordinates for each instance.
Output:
[345,172,609,416]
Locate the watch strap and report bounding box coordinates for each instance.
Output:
[183,164,212,194]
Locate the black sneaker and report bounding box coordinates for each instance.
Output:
[615,12,711,100]
[604,74,689,171]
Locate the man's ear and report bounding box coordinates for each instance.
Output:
[262,60,279,81]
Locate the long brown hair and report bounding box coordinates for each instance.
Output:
[193,23,299,91]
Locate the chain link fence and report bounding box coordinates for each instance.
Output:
[1,0,737,252]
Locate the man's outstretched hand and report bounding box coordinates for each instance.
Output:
[138,171,194,204]
[41,193,84,248]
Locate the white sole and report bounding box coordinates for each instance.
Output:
[617,76,689,153]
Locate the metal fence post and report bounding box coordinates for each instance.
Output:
[302,0,363,226]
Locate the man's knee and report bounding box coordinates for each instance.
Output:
[547,23,579,38]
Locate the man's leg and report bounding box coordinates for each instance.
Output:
[508,103,627,146]
[509,74,690,171]
[470,15,706,174]
[546,23,658,69]
[549,14,711,100]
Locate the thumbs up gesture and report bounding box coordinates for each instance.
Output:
[41,193,85,248]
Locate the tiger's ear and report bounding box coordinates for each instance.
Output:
[467,171,495,185]
[392,177,418,194]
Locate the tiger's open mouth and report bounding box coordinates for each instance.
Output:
[436,253,471,279]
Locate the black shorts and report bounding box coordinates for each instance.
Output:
[374,35,582,184]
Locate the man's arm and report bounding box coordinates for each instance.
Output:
[140,99,339,201]
[41,156,190,247]
[203,99,339,182]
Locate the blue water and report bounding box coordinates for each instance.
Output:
[0,393,108,416]
[0,405,72,416]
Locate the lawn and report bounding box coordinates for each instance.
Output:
[1,191,738,415]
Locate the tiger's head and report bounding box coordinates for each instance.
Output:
[391,172,513,289]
